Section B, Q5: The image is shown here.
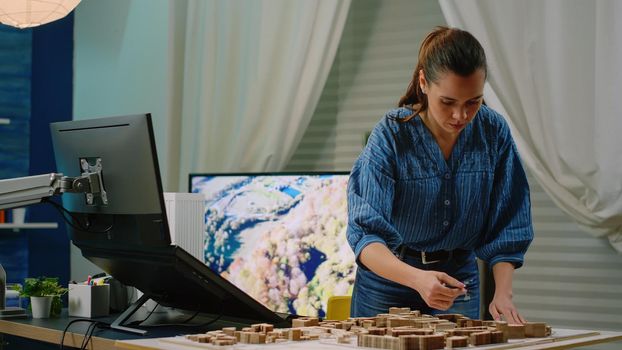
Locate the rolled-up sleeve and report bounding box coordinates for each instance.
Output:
[475,121,534,269]
[347,127,403,270]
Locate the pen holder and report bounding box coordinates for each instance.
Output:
[68,283,110,318]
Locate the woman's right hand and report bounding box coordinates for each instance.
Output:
[410,270,466,310]
[359,243,467,310]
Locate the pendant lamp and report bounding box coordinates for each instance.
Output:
[0,0,81,29]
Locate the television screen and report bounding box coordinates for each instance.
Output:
[189,173,356,317]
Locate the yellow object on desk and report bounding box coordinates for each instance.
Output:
[326,295,351,321]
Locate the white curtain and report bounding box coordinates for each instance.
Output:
[439,0,622,252]
[175,0,350,190]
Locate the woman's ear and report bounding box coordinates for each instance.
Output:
[418,69,427,94]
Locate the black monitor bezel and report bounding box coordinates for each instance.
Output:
[188,171,351,193]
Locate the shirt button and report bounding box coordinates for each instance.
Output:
[443,220,449,226]
[444,199,450,206]
[444,173,451,179]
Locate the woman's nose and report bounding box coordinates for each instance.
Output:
[453,107,467,120]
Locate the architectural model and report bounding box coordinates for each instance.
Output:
[182,307,550,349]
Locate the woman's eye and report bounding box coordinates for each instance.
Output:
[441,100,453,106]
[467,100,481,106]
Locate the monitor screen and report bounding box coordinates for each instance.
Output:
[189,173,356,317]
[50,115,288,331]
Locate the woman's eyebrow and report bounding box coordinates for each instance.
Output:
[440,94,484,101]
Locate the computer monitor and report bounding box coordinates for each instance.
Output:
[50,114,289,334]
[189,173,356,317]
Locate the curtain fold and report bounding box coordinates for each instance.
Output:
[439,0,622,251]
[174,0,350,190]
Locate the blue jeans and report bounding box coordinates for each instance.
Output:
[351,251,480,319]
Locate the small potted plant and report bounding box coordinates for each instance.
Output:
[13,277,67,318]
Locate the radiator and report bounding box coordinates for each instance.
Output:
[163,192,205,263]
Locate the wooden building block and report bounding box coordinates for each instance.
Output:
[249,333,266,344]
[368,327,387,335]
[288,328,302,341]
[398,335,421,350]
[240,332,252,343]
[446,336,468,349]
[495,321,508,332]
[213,338,235,346]
[418,334,445,350]
[525,322,547,337]
[490,330,507,344]
[292,317,319,328]
[546,326,552,336]
[448,329,484,337]
[376,317,388,328]
[221,327,236,336]
[389,307,411,314]
[433,322,456,331]
[390,328,433,337]
[200,335,213,343]
[507,324,526,339]
[362,334,383,348]
[363,320,376,328]
[234,331,242,341]
[466,319,483,327]
[408,310,422,317]
[387,318,415,328]
[456,318,470,327]
[185,334,199,341]
[469,331,492,346]
[382,335,399,350]
[435,314,463,323]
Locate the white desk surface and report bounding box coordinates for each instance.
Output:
[115,328,622,350]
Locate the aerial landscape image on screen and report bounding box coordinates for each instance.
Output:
[191,174,356,317]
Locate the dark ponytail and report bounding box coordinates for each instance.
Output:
[397,26,487,122]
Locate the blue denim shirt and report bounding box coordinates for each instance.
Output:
[347,105,533,269]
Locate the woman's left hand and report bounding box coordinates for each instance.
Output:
[489,292,526,324]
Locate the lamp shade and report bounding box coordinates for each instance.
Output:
[0,0,81,29]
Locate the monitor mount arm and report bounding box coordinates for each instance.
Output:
[0,159,107,316]
[0,157,107,210]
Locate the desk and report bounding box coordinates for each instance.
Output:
[0,310,247,350]
[1,313,621,350]
[115,329,622,350]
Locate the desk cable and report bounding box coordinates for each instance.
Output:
[60,318,110,350]
[130,301,224,329]
[43,197,113,234]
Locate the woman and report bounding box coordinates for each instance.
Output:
[346,26,533,324]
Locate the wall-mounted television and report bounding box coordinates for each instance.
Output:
[189,173,356,317]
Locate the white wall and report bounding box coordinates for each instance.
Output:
[70,0,187,281]
[73,0,186,191]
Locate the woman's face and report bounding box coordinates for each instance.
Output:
[419,68,485,136]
